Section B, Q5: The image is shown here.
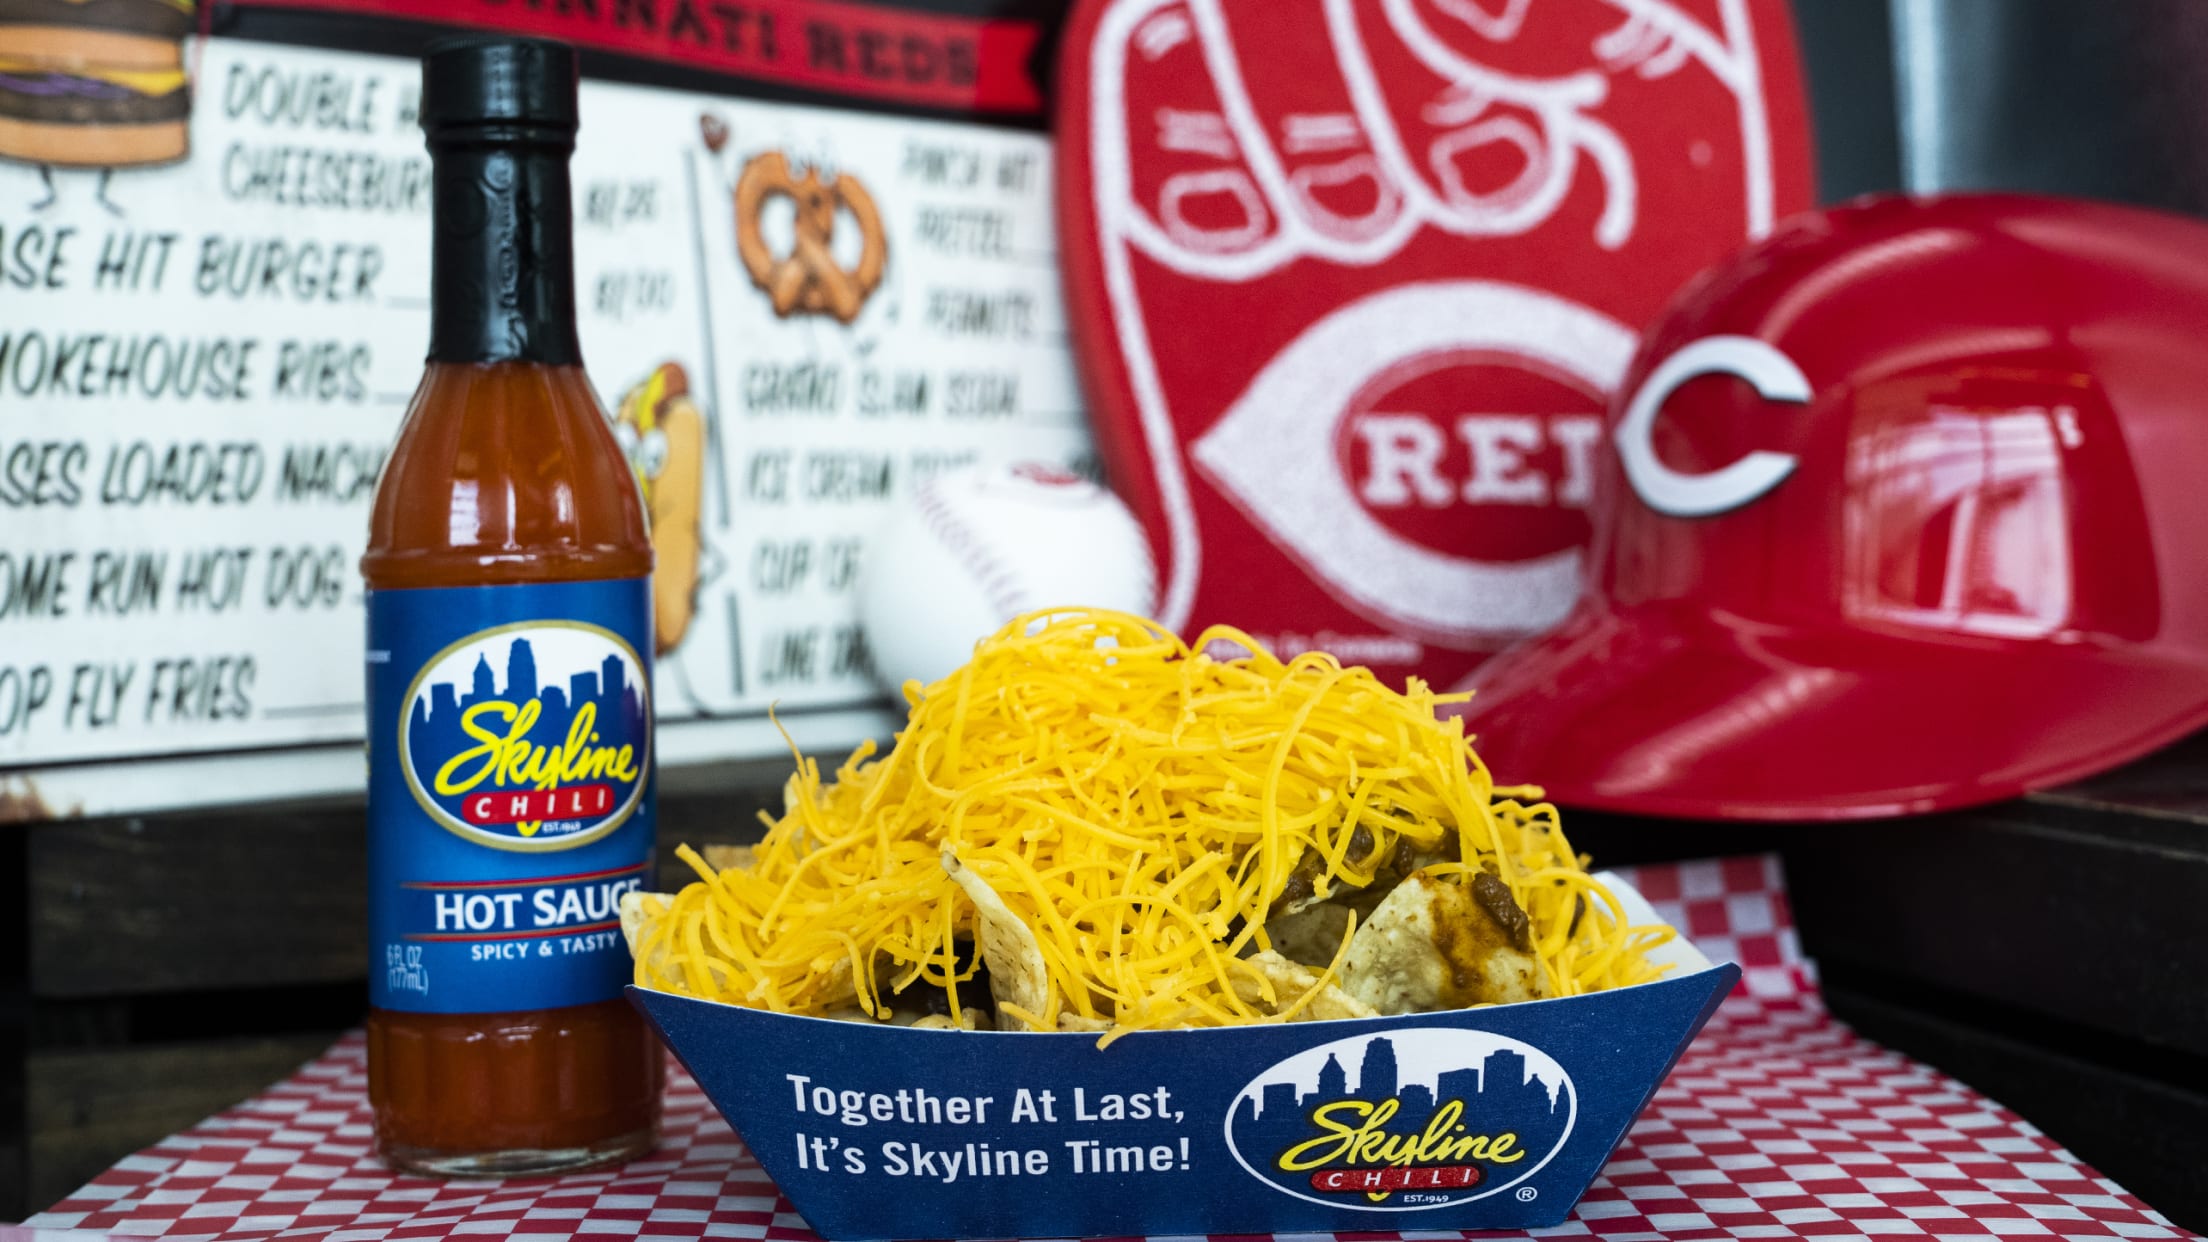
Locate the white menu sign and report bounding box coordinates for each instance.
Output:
[0,38,1089,818]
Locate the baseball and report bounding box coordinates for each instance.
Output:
[860,462,1158,698]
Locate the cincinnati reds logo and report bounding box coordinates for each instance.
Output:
[1059,0,1813,684]
[735,151,888,324]
[1196,282,1634,646]
[1614,335,1808,518]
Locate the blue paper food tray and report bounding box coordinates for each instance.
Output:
[629,872,1736,1241]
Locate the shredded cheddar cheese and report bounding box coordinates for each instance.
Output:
[634,610,1673,1035]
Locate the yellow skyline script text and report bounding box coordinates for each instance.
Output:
[1276,1098,1524,1196]
[434,700,641,834]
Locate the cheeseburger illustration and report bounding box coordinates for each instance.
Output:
[614,362,706,655]
[0,0,194,168]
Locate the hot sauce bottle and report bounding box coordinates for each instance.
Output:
[361,37,662,1177]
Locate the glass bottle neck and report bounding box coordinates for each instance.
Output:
[427,139,581,366]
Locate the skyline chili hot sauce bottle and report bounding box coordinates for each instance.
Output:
[362,37,662,1177]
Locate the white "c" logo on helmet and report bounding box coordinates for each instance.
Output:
[1613,336,1810,517]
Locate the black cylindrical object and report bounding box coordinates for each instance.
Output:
[420,37,583,366]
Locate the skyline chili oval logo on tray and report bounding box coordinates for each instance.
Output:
[1224,1027,1577,1211]
[1057,0,1814,687]
[399,620,652,852]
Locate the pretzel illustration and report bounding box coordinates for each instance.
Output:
[734,151,887,324]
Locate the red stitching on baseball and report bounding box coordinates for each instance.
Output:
[914,476,1032,622]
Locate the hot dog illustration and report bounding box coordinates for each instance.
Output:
[614,361,706,654]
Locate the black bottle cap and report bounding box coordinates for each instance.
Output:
[420,35,583,364]
[419,36,579,144]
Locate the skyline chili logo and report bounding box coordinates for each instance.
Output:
[1225,1028,1576,1211]
[399,621,651,852]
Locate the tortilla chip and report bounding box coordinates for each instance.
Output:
[808,954,862,1009]
[1340,871,1546,1014]
[1262,902,1353,967]
[910,1010,988,1030]
[1234,950,1377,1022]
[941,851,1053,1024]
[702,843,756,872]
[1053,1012,1113,1032]
[618,890,674,971]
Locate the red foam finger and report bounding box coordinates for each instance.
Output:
[1059,0,1814,690]
[1410,0,1680,80]
[1112,0,1280,262]
[1328,0,1618,247]
[1204,0,1407,250]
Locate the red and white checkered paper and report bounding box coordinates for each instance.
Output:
[28,856,2193,1242]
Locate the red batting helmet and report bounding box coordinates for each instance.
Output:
[1458,194,2208,820]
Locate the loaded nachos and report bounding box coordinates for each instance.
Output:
[622,610,1676,1041]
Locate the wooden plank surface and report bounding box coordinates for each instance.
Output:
[28,762,788,999]
[26,1034,338,1214]
[30,808,370,998]
[1784,786,2208,1060]
[2034,729,2208,824]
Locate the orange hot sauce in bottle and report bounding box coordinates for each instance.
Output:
[361,38,662,1177]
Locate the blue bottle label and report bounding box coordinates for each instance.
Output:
[367,578,655,1013]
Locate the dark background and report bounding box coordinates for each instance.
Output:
[9,0,2208,1228]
